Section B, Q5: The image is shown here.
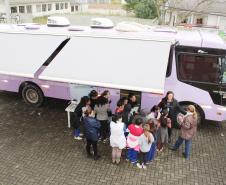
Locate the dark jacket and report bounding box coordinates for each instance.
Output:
[158,98,186,125]
[83,117,101,141]
[71,103,83,129]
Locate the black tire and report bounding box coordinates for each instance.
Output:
[21,84,44,107]
[176,104,205,127]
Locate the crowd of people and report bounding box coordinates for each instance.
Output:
[71,90,198,169]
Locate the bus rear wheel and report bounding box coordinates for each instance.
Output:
[22,84,44,107]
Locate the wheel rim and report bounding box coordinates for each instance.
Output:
[25,89,39,104]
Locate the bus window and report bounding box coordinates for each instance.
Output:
[177,54,220,84]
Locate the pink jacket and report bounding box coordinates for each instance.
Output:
[180,114,197,140]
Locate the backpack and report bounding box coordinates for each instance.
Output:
[160,116,168,128]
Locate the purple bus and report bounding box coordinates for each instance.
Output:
[0,21,226,125]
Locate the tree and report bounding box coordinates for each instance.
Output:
[124,0,157,19]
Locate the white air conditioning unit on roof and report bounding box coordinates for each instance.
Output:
[47,16,70,27]
[90,18,114,29]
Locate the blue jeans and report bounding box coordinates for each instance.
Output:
[146,138,157,162]
[127,148,138,163]
[73,129,80,137]
[173,136,191,159]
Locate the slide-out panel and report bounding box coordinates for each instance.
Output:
[40,36,172,94]
[0,32,67,78]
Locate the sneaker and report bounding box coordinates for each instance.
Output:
[103,139,107,143]
[131,160,138,164]
[142,164,147,169]
[74,136,83,140]
[169,146,177,151]
[94,155,101,160]
[159,148,163,152]
[87,153,93,158]
[145,161,152,165]
[79,133,84,137]
[182,152,188,159]
[136,163,142,169]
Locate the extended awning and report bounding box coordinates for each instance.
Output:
[0,32,67,78]
[39,35,173,94]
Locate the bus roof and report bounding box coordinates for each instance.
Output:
[0,23,225,50]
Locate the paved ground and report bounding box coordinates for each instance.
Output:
[0,91,226,185]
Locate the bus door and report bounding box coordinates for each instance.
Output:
[219,56,226,106]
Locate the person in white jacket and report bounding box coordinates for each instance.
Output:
[110,113,126,164]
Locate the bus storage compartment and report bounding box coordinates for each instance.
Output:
[69,84,94,102]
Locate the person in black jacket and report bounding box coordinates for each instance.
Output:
[122,93,137,126]
[83,107,101,160]
[158,91,186,142]
[72,96,90,140]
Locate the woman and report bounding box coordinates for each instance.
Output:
[83,107,101,160]
[110,113,126,164]
[171,105,198,159]
[158,91,186,142]
[89,90,98,110]
[94,96,111,143]
[72,96,90,140]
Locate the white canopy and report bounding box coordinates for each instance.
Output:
[40,35,173,94]
[0,32,67,78]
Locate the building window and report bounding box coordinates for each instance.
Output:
[48,4,52,11]
[60,3,64,9]
[75,5,78,11]
[196,18,203,25]
[36,4,41,12]
[19,6,25,13]
[26,5,32,13]
[42,4,47,12]
[65,3,68,9]
[71,6,74,12]
[11,6,17,13]
[56,3,59,10]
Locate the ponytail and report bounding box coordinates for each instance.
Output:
[187,105,197,119]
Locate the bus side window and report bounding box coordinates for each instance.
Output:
[177,53,220,84]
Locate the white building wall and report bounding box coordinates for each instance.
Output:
[206,15,218,26]
[219,16,226,30]
[0,1,6,13]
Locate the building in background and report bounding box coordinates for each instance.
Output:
[165,0,226,30]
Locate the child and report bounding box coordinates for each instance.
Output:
[126,117,143,163]
[146,119,158,163]
[137,124,154,169]
[115,99,124,114]
[157,109,171,151]
[83,107,101,160]
[146,105,161,120]
[72,96,90,140]
[110,113,126,164]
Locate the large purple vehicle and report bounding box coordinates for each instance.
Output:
[0,18,226,125]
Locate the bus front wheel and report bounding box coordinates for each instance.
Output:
[22,84,44,107]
